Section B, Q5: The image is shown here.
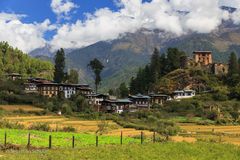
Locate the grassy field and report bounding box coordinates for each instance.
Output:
[0,142,240,160]
[0,129,140,148]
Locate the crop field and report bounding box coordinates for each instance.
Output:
[0,129,140,148]
[179,123,240,145]
[1,142,240,160]
[2,115,153,137]
[0,105,43,112]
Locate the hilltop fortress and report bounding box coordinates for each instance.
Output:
[188,51,228,75]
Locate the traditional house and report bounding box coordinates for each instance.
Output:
[37,83,59,98]
[86,94,109,106]
[173,90,196,100]
[24,83,38,93]
[6,73,22,81]
[59,84,78,98]
[149,93,169,105]
[28,77,52,84]
[101,99,132,114]
[77,84,93,96]
[128,94,151,110]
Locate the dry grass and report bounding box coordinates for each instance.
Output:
[0,105,43,112]
[2,115,153,137]
[179,123,240,145]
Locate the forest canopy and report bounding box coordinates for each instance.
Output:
[0,42,54,79]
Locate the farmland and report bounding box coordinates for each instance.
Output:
[1,142,240,160]
[2,115,153,137]
[179,123,240,145]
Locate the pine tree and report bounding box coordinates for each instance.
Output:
[88,58,104,93]
[159,53,167,76]
[228,52,239,76]
[54,48,65,83]
[166,48,186,72]
[150,48,161,83]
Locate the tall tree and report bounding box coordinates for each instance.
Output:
[166,48,186,72]
[66,69,79,84]
[88,58,104,93]
[150,48,161,83]
[54,48,65,83]
[228,52,239,76]
[119,82,129,98]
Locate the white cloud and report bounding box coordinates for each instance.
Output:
[51,0,78,21]
[2,0,240,52]
[51,0,232,50]
[0,12,55,53]
[219,0,240,8]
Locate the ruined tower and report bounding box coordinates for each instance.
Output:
[193,51,213,65]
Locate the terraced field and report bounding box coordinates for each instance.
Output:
[0,105,43,112]
[179,123,240,145]
[2,115,153,137]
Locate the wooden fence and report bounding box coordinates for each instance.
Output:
[2,131,158,150]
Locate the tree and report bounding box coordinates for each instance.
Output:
[228,52,239,76]
[54,48,65,83]
[159,53,167,76]
[150,48,161,83]
[66,69,79,84]
[119,82,129,98]
[88,58,104,93]
[166,48,186,72]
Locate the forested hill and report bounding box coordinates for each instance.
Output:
[0,42,54,79]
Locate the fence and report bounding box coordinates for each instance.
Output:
[1,131,160,150]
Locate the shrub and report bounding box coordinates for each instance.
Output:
[0,119,24,129]
[60,126,76,132]
[28,123,51,131]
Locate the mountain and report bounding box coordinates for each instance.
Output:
[30,44,54,58]
[30,7,240,91]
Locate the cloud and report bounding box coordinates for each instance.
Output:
[0,12,55,53]
[51,0,78,21]
[2,0,240,52]
[219,0,240,8]
[51,0,232,50]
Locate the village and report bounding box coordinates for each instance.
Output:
[5,50,229,114]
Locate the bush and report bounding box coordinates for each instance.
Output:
[0,119,24,129]
[61,103,72,115]
[60,126,76,132]
[28,123,51,131]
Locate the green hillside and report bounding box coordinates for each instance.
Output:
[0,42,54,79]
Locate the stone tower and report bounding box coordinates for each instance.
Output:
[193,51,213,65]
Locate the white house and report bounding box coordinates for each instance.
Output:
[173,90,196,100]
[59,84,77,98]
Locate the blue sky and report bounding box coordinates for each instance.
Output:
[0,0,119,40]
[0,0,118,23]
[0,0,239,53]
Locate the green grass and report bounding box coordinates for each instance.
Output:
[1,142,240,160]
[0,129,139,148]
